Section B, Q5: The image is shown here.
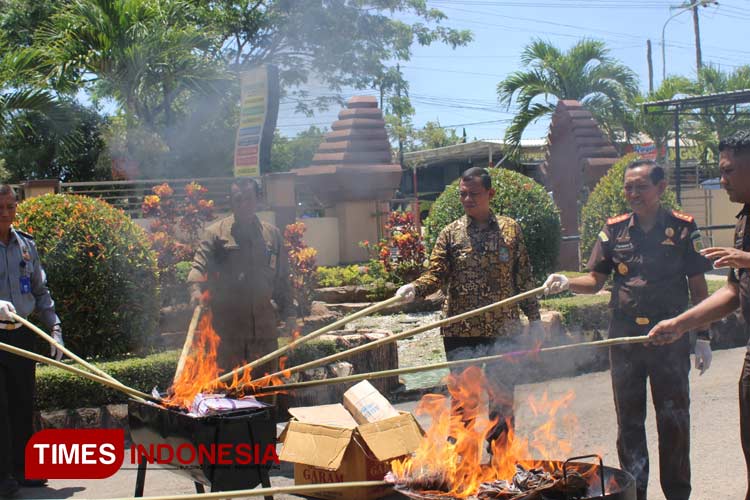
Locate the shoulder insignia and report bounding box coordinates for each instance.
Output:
[671,210,694,223]
[606,213,630,225]
[14,229,34,240]
[598,230,609,242]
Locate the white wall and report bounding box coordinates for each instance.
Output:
[295,217,340,267]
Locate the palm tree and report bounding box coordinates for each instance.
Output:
[0,39,66,135]
[690,65,750,172]
[497,38,638,152]
[633,76,695,162]
[36,0,223,132]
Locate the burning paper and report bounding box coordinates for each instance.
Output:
[189,393,268,416]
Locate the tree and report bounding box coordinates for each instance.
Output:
[270,126,326,173]
[0,101,110,182]
[197,0,472,112]
[633,76,695,162]
[689,65,750,175]
[497,39,638,153]
[410,120,462,151]
[35,0,225,175]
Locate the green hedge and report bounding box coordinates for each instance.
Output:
[35,339,344,411]
[541,294,610,330]
[16,194,160,358]
[35,351,179,411]
[580,154,680,260]
[424,168,561,283]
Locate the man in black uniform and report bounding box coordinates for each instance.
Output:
[649,130,750,500]
[544,159,712,500]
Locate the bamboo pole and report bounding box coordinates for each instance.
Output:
[250,286,546,388]
[10,312,150,403]
[0,341,156,402]
[174,306,202,381]
[99,480,389,500]
[214,295,403,384]
[255,335,652,393]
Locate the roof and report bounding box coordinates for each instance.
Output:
[402,138,547,168]
[643,89,750,114]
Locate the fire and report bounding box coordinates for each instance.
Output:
[164,309,287,410]
[390,366,578,498]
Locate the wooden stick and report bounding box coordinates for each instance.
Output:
[255,335,652,393]
[100,480,389,500]
[251,286,546,387]
[0,341,156,402]
[214,295,403,384]
[10,312,149,403]
[174,306,202,381]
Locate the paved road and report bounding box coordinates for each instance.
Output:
[16,346,748,500]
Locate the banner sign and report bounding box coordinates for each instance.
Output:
[234,65,280,177]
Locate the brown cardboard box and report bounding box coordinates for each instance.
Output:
[343,380,400,424]
[279,404,423,500]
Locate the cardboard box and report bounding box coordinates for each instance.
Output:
[280,404,423,500]
[343,380,400,424]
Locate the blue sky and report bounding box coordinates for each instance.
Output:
[276,0,750,142]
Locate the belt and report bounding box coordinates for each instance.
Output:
[0,320,22,330]
[614,310,681,326]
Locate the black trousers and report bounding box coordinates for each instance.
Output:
[443,336,522,450]
[739,351,750,500]
[0,327,36,480]
[609,316,691,500]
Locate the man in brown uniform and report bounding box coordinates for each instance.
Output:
[188,177,295,373]
[397,166,544,450]
[545,159,711,500]
[649,130,750,500]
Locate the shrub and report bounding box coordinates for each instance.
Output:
[35,351,179,411]
[361,211,426,284]
[284,222,318,316]
[424,168,561,282]
[16,194,160,358]
[316,264,380,287]
[540,294,610,330]
[580,153,680,260]
[142,182,214,306]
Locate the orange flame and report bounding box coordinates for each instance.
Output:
[164,309,288,410]
[390,366,579,498]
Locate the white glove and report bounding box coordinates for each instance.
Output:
[396,284,416,303]
[694,339,712,375]
[50,324,64,361]
[543,274,569,295]
[0,300,16,321]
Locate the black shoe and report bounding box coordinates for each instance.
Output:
[17,479,47,487]
[0,478,19,498]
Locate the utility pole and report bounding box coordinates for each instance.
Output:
[647,39,654,93]
[692,2,703,74]
[663,1,716,80]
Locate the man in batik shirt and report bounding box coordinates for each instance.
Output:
[397,166,543,450]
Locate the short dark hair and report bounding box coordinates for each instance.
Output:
[624,159,665,185]
[0,184,18,200]
[231,177,261,196]
[460,167,492,190]
[719,130,750,156]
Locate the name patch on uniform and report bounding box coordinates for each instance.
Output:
[614,242,634,251]
[598,231,609,242]
[498,247,510,262]
[20,276,31,294]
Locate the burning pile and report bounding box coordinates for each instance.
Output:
[387,366,586,499]
[164,309,288,412]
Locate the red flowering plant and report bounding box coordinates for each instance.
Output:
[142,182,215,306]
[361,210,426,287]
[284,222,318,317]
